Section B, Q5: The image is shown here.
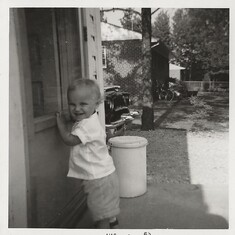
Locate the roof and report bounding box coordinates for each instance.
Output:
[101,22,158,42]
[169,64,185,70]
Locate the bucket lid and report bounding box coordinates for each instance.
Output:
[108,136,148,148]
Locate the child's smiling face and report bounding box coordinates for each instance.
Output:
[68,86,99,122]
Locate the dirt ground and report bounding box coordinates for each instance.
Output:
[126,92,229,185]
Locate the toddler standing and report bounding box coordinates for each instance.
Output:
[56,78,120,229]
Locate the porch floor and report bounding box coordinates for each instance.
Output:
[75,182,228,229]
[75,92,229,230]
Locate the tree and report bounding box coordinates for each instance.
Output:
[187,8,229,73]
[120,8,142,33]
[171,9,192,67]
[101,8,158,130]
[141,8,154,130]
[152,10,171,48]
[171,8,229,80]
[101,8,160,32]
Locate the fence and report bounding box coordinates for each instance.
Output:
[183,81,229,92]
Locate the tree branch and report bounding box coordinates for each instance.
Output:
[101,8,141,17]
[151,8,160,15]
[101,8,161,16]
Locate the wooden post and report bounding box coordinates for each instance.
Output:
[141,8,154,130]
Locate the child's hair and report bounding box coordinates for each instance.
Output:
[67,78,102,104]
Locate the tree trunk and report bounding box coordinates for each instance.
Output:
[141,8,154,130]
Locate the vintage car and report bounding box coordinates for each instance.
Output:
[104,85,139,139]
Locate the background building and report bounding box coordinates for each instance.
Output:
[101,22,169,104]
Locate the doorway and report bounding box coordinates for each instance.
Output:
[15,8,86,228]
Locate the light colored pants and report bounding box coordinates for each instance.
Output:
[82,171,120,221]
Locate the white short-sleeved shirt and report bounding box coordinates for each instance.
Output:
[67,112,115,180]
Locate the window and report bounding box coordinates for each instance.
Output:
[102,46,107,69]
[25,8,83,120]
[25,9,61,118]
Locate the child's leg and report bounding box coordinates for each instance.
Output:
[83,172,120,229]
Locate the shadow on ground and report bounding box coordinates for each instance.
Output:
[75,92,229,229]
[118,184,228,229]
[76,184,228,229]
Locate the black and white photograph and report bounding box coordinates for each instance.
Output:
[0,0,234,234]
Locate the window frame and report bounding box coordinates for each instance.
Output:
[24,9,63,132]
[30,9,82,132]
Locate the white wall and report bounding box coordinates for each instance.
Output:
[170,69,181,80]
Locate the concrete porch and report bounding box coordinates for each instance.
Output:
[76,182,228,229]
[75,93,229,230]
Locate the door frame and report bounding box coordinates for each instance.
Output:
[9,8,34,228]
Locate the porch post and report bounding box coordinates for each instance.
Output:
[81,8,105,128]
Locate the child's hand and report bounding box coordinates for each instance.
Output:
[55,111,81,146]
[55,111,69,124]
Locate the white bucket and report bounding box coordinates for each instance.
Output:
[108,136,148,198]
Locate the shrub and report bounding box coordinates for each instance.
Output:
[188,96,212,119]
